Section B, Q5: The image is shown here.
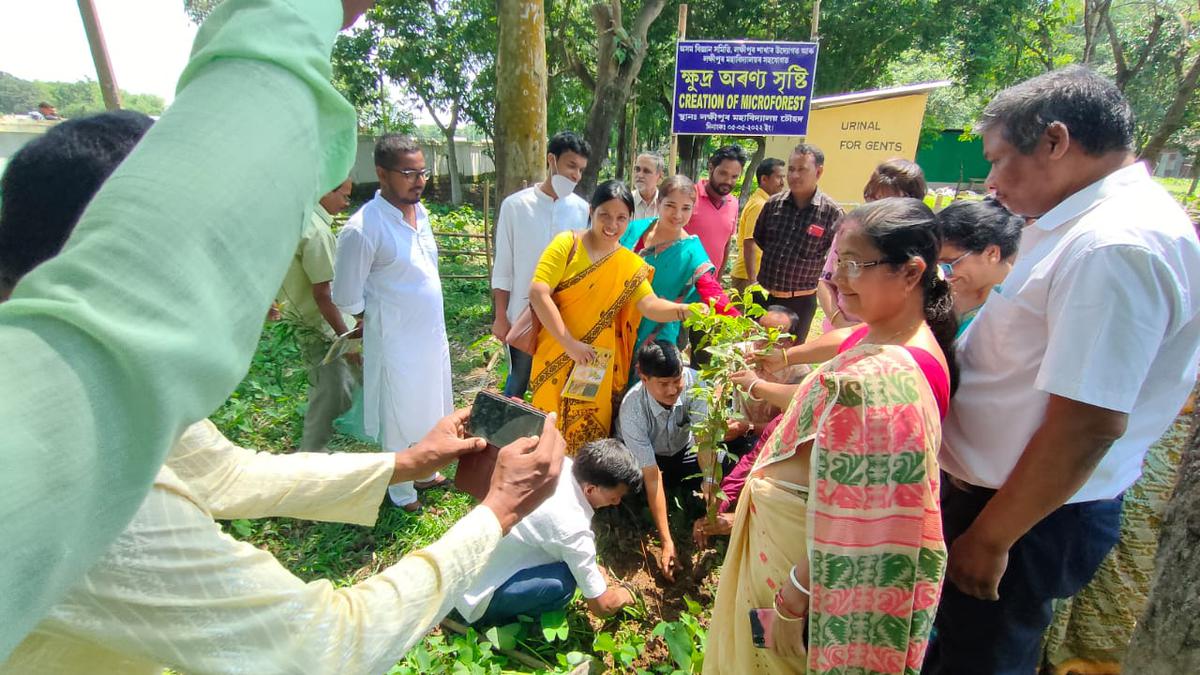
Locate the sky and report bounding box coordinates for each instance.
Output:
[0,1,200,104]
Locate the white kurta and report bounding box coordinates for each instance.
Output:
[332,193,453,457]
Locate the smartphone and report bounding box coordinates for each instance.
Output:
[455,391,547,501]
[749,608,776,649]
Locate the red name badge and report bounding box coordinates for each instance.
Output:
[807,223,826,238]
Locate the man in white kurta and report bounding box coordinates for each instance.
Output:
[333,136,452,508]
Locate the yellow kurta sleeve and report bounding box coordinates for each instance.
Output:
[0,0,356,656]
[166,421,394,527]
[3,472,504,675]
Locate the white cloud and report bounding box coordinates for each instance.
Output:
[0,0,198,103]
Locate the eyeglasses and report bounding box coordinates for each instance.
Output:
[384,167,431,180]
[835,257,886,278]
[633,166,659,174]
[938,251,974,278]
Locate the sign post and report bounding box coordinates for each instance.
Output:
[667,4,688,177]
[671,40,819,138]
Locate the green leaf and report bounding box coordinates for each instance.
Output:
[593,631,618,653]
[231,519,253,538]
[661,622,695,671]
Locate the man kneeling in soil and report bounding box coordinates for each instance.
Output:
[456,439,640,625]
[617,340,741,581]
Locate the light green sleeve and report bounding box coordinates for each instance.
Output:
[0,0,355,659]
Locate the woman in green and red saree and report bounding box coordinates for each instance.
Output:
[528,180,698,454]
[704,198,957,674]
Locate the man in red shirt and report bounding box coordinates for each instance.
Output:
[685,145,747,273]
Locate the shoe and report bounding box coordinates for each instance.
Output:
[414,474,450,492]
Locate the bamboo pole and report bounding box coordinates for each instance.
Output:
[483,180,493,278]
[811,0,821,40]
[77,0,122,111]
[666,4,688,176]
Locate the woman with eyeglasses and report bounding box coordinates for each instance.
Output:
[936,198,1024,336]
[706,198,956,674]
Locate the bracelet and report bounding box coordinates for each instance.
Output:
[789,566,811,596]
[746,379,764,402]
[781,348,791,367]
[702,476,717,485]
[774,590,806,622]
[831,308,844,322]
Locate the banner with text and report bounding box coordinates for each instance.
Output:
[672,40,819,136]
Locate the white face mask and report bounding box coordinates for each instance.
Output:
[549,157,578,199]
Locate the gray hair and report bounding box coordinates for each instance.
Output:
[374,134,422,169]
[975,65,1134,156]
[637,152,665,176]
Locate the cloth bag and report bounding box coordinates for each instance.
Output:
[505,232,580,354]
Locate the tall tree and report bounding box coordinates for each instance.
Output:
[495,0,548,201]
[1085,0,1200,164]
[554,0,669,195]
[1123,409,1200,673]
[368,0,496,205]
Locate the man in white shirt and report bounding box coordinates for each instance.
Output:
[924,66,1200,674]
[490,131,591,397]
[632,152,665,221]
[456,438,639,625]
[333,135,451,510]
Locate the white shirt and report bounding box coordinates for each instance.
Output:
[618,369,708,468]
[491,185,589,322]
[3,421,502,675]
[332,193,452,451]
[942,162,1200,502]
[634,187,659,221]
[456,458,607,622]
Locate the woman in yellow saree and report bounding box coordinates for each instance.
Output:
[528,180,698,454]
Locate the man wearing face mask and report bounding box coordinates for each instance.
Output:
[491,131,591,397]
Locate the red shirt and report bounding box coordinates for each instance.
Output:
[685,179,740,272]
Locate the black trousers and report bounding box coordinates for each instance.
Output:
[764,292,817,344]
[921,478,1123,675]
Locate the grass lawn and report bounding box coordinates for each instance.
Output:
[210,203,722,673]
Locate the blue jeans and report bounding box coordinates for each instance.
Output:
[503,346,533,398]
[476,562,577,626]
[922,478,1123,675]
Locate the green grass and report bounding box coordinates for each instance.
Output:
[211,204,707,673]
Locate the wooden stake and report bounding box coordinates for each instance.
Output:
[811,0,821,40]
[77,0,122,111]
[483,180,493,278]
[667,4,688,176]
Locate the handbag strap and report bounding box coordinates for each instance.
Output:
[554,231,583,292]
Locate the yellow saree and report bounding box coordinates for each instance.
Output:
[529,247,651,454]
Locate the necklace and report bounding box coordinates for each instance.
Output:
[863,320,923,346]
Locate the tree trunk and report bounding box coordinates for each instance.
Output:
[678,135,708,180]
[1139,50,1200,166]
[444,127,464,206]
[739,137,766,207]
[495,0,547,202]
[576,0,669,196]
[616,106,629,181]
[1123,408,1200,673]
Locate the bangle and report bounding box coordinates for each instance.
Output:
[746,379,764,402]
[774,590,806,622]
[831,308,843,322]
[789,566,811,596]
[781,349,790,366]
